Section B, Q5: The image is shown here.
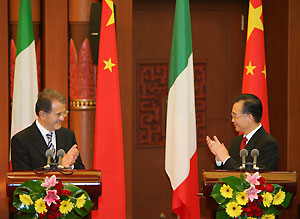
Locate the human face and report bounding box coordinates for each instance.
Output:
[231,101,251,133]
[39,100,67,132]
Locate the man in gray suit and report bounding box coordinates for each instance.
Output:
[206,94,279,170]
[11,89,85,170]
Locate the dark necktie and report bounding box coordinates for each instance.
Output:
[240,137,247,150]
[46,132,55,156]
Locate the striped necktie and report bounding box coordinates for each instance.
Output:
[46,132,55,156]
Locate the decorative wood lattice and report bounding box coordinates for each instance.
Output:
[138,62,207,148]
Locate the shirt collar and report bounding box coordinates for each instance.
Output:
[36,120,53,137]
[244,123,262,142]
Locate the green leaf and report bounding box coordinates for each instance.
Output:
[13,180,44,213]
[272,184,282,193]
[63,184,94,217]
[211,183,226,204]
[220,176,244,191]
[281,192,293,208]
[216,209,231,219]
[264,205,281,215]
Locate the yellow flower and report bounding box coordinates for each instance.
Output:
[59,200,73,214]
[273,189,285,205]
[262,192,273,207]
[225,201,242,217]
[19,194,33,206]
[34,198,47,214]
[247,217,256,219]
[75,194,87,208]
[236,191,248,205]
[220,184,233,198]
[261,214,275,219]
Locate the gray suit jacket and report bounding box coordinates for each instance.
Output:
[11,122,85,170]
[219,126,279,170]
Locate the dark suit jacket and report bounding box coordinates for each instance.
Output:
[219,126,279,170]
[11,122,85,170]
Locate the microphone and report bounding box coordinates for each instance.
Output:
[251,149,259,170]
[239,149,248,169]
[57,149,65,168]
[45,149,54,168]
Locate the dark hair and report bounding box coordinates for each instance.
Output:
[35,89,67,116]
[233,93,262,123]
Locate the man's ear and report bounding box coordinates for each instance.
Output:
[39,111,47,119]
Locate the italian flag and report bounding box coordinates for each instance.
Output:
[165,0,200,218]
[11,0,38,138]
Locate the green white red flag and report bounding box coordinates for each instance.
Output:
[92,0,126,218]
[242,0,269,132]
[165,0,200,218]
[11,0,38,138]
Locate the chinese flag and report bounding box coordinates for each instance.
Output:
[242,0,269,132]
[92,0,126,218]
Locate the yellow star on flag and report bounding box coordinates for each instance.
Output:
[262,65,267,79]
[105,0,115,26]
[245,61,256,75]
[247,2,264,41]
[103,58,116,72]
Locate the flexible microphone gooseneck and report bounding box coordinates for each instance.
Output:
[251,149,260,170]
[239,149,248,169]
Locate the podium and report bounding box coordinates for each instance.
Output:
[6,169,101,216]
[201,170,297,218]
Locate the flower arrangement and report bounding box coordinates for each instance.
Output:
[13,175,93,219]
[210,172,293,219]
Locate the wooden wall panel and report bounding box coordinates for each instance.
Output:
[263,0,288,171]
[42,0,68,110]
[287,0,300,217]
[115,0,133,218]
[0,0,9,217]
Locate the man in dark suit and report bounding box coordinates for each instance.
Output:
[206,94,279,170]
[11,89,85,170]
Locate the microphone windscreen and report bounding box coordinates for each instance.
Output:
[240,149,248,157]
[57,149,65,157]
[251,149,259,157]
[46,148,54,157]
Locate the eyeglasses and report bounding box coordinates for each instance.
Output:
[231,112,248,119]
[55,110,69,118]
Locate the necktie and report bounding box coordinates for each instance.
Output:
[46,132,55,156]
[240,137,247,150]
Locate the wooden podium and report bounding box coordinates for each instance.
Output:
[6,169,101,216]
[201,170,297,218]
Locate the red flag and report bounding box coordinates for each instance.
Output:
[242,0,269,132]
[92,0,126,218]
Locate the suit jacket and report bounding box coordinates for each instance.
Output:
[11,122,85,170]
[219,126,279,170]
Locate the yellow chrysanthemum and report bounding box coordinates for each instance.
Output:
[261,214,275,219]
[236,191,248,205]
[247,217,256,219]
[59,200,74,214]
[262,192,273,207]
[220,184,233,198]
[34,198,47,214]
[225,202,242,217]
[19,194,33,206]
[273,189,285,205]
[75,194,87,208]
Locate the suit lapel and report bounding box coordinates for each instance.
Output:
[30,122,49,156]
[55,129,65,151]
[245,126,265,152]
